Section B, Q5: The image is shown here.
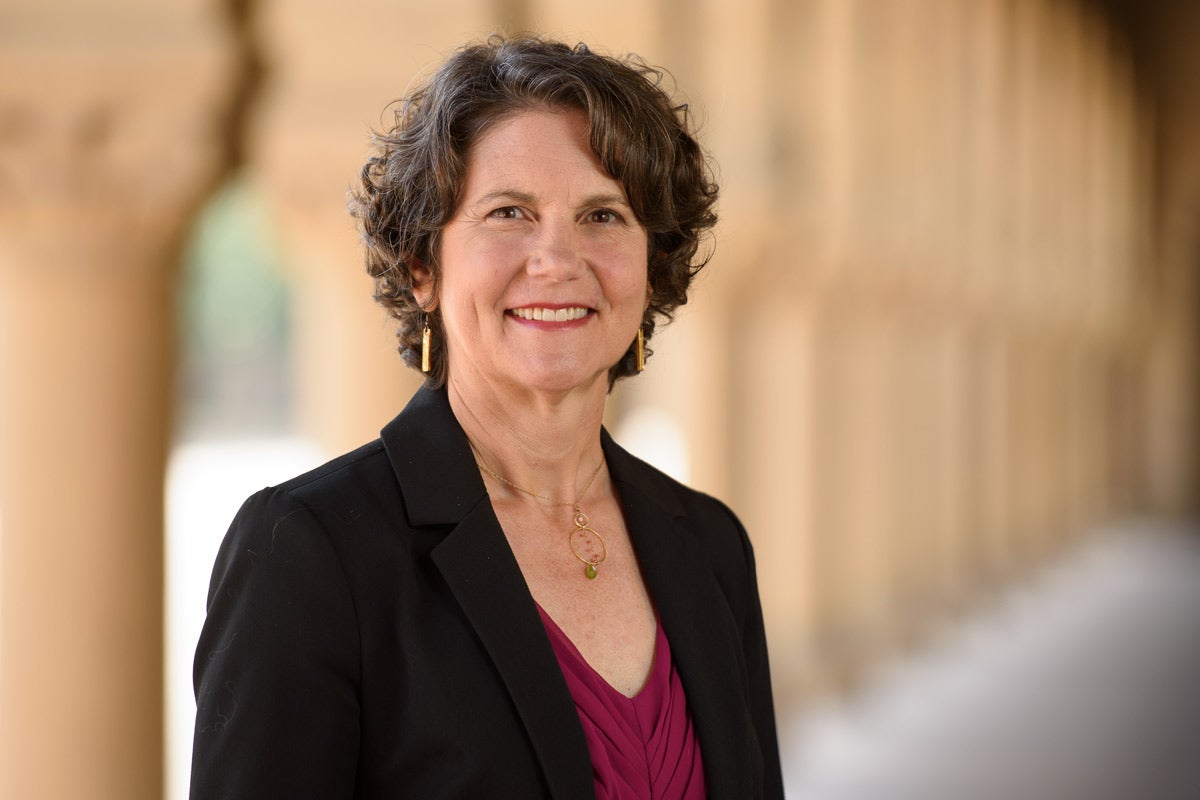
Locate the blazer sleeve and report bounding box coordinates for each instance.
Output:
[727,504,785,799]
[190,488,361,799]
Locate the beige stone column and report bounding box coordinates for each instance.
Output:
[530,0,664,57]
[975,329,1016,583]
[251,0,507,455]
[1138,2,1200,516]
[805,299,897,685]
[736,286,822,699]
[716,0,851,698]
[0,4,246,797]
[962,0,1015,589]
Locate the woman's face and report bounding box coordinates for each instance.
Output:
[424,108,649,397]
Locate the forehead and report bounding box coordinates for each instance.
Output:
[461,108,623,196]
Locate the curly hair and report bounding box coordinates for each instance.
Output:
[348,34,719,388]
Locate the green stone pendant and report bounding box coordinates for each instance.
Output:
[584,563,598,580]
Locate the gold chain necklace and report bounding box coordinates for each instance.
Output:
[474,453,609,580]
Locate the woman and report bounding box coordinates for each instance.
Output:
[191,35,783,799]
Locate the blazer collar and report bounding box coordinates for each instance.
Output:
[381,385,487,526]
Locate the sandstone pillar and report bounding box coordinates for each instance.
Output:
[0,4,247,797]
[250,0,504,454]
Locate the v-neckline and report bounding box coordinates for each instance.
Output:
[535,602,663,701]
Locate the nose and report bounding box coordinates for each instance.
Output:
[527,217,584,280]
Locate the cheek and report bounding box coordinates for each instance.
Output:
[593,238,649,295]
[440,249,510,311]
[615,255,650,309]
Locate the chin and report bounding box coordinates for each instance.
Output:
[510,360,609,396]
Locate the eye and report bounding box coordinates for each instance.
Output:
[586,208,623,224]
[488,206,524,220]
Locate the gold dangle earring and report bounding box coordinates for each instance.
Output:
[420,315,432,374]
[635,328,645,372]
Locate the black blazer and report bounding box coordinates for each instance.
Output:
[191,387,783,799]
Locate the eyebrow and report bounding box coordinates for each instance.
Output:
[471,189,633,210]
[580,193,633,209]
[474,190,537,207]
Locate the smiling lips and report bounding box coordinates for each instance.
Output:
[508,306,592,322]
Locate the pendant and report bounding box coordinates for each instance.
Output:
[568,506,607,580]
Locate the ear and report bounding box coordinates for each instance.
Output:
[411,258,437,311]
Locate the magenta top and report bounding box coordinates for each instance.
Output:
[536,605,707,800]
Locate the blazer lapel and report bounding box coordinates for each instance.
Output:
[432,504,596,800]
[382,388,594,800]
[602,431,755,799]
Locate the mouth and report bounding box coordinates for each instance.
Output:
[507,306,593,322]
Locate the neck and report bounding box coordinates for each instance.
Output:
[447,371,609,505]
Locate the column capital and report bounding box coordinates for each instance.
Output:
[0,1,254,272]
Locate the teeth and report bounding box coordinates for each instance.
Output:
[511,306,589,321]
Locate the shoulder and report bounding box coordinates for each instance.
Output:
[210,438,403,589]
[671,479,758,599]
[194,456,370,796]
[226,438,401,535]
[265,438,391,506]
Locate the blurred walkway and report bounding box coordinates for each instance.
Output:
[780,520,1200,800]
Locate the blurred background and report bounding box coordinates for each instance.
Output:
[1,0,1197,798]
